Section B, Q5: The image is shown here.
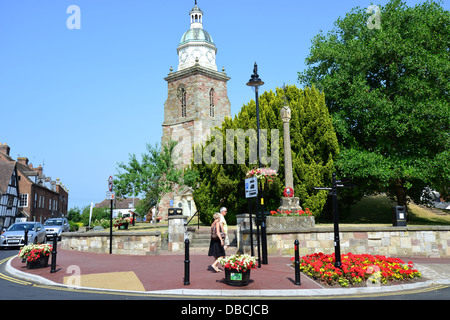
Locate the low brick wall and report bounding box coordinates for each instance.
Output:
[60,230,161,255]
[240,225,450,258]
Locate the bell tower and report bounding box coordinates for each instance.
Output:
[159,1,231,218]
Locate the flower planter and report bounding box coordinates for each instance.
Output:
[114,217,132,229]
[26,255,49,269]
[224,269,251,286]
[19,244,52,269]
[218,254,257,286]
[119,223,129,230]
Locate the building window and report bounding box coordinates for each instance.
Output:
[181,88,187,117]
[7,195,14,210]
[177,85,187,118]
[19,194,28,207]
[209,88,215,117]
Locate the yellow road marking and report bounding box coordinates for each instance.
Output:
[0,272,33,286]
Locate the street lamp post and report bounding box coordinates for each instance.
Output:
[246,62,264,168]
[246,62,268,265]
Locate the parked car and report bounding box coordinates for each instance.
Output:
[0,222,47,248]
[44,218,70,241]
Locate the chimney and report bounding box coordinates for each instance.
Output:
[17,157,29,166]
[0,143,10,156]
[34,164,43,176]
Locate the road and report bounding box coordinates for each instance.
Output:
[0,248,147,300]
[1,248,449,302]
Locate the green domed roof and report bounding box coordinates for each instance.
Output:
[180,28,214,45]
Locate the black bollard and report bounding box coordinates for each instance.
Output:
[21,229,29,262]
[50,233,57,273]
[24,229,28,246]
[184,238,190,285]
[294,239,301,285]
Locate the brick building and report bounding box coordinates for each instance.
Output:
[159,2,231,218]
[0,143,69,225]
[95,197,140,218]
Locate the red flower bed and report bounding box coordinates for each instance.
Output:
[270,208,312,216]
[292,252,421,287]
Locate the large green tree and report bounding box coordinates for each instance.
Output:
[191,85,339,224]
[114,141,198,215]
[298,0,450,207]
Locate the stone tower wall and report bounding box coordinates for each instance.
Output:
[162,67,230,168]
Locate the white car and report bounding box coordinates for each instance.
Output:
[0,222,47,248]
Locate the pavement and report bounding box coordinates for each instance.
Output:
[5,248,450,298]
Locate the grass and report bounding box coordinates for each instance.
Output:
[116,220,168,232]
[408,203,450,225]
[317,194,450,226]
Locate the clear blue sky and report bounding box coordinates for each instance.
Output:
[1,0,447,210]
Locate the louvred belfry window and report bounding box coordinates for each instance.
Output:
[209,88,215,117]
[181,89,187,117]
[178,85,187,118]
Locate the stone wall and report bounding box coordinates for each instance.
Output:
[60,231,161,255]
[237,214,450,258]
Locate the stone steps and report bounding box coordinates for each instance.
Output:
[187,226,237,253]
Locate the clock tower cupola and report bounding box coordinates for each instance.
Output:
[177,1,217,71]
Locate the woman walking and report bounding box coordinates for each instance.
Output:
[208,212,225,272]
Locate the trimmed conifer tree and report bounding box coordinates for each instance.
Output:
[190,85,339,225]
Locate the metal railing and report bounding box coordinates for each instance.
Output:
[186,210,200,229]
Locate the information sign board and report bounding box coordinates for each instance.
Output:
[245,177,258,198]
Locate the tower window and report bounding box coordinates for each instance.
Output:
[209,88,215,117]
[182,89,186,117]
[177,85,187,117]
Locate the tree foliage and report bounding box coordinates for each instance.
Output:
[191,85,339,224]
[298,0,450,206]
[114,141,196,213]
[80,206,110,227]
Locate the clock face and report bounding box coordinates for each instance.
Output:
[180,49,188,63]
[206,50,214,62]
[190,48,203,60]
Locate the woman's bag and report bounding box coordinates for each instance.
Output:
[211,222,218,240]
[211,221,225,240]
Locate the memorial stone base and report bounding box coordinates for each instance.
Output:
[278,196,302,214]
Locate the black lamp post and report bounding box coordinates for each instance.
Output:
[246,62,268,264]
[246,62,264,165]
